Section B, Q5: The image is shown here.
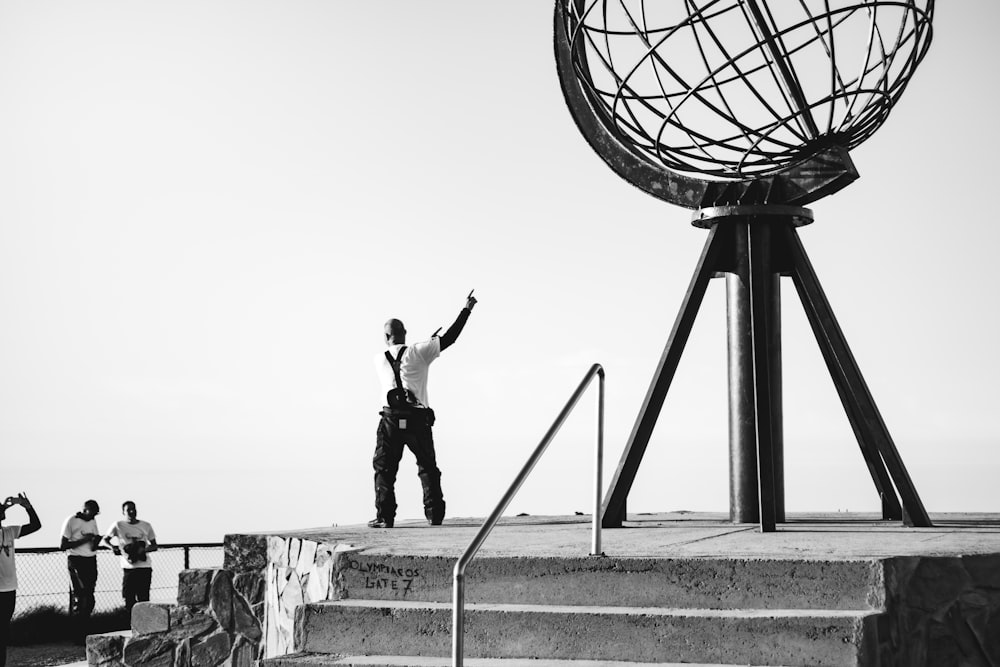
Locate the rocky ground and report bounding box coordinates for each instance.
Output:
[7,642,85,666]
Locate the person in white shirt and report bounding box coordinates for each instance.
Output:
[369,292,477,529]
[103,501,158,614]
[60,499,101,644]
[1,493,40,667]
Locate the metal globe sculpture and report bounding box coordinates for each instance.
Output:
[554,1,937,531]
[556,0,934,207]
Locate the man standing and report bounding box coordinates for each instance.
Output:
[60,500,101,644]
[1,493,41,667]
[370,291,478,528]
[103,501,158,614]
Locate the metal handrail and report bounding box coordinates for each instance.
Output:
[451,363,605,667]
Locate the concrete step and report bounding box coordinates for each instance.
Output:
[296,600,880,667]
[337,553,884,610]
[263,653,789,667]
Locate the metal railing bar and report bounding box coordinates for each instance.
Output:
[18,542,223,555]
[452,363,605,667]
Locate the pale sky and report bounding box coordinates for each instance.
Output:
[2,2,998,547]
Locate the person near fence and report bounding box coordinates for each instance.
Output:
[60,499,101,644]
[0,493,41,667]
[369,291,478,529]
[102,500,158,614]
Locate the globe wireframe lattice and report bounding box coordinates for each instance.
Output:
[562,0,934,180]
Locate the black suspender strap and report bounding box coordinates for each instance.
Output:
[382,346,432,423]
[385,347,407,393]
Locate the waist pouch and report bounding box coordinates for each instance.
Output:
[380,407,435,427]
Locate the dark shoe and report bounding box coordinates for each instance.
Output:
[367,517,393,528]
[427,517,443,526]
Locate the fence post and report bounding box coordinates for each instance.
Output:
[184,546,190,570]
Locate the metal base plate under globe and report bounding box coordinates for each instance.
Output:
[600,206,931,532]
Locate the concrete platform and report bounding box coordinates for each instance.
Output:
[232,512,1000,666]
[264,511,1000,560]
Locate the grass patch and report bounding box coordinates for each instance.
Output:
[10,605,130,645]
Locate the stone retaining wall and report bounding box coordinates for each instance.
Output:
[87,533,351,665]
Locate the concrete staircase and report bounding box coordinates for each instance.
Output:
[261,553,888,667]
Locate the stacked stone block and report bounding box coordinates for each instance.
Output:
[86,568,264,666]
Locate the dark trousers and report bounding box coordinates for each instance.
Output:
[68,555,97,640]
[374,411,445,523]
[0,590,14,667]
[122,568,152,613]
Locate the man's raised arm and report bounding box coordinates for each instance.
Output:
[439,292,477,351]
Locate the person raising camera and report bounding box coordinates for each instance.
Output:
[103,501,158,614]
[369,291,478,529]
[1,494,40,667]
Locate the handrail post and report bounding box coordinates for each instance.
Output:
[592,367,605,556]
[452,565,465,667]
[452,363,605,667]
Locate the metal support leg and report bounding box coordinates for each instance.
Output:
[784,226,928,527]
[748,221,779,532]
[601,225,726,528]
[768,268,786,523]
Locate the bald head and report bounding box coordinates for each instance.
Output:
[384,319,406,345]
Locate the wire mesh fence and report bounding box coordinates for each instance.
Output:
[13,544,223,619]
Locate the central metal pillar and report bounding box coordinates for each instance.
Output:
[716,211,798,528]
[726,220,785,523]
